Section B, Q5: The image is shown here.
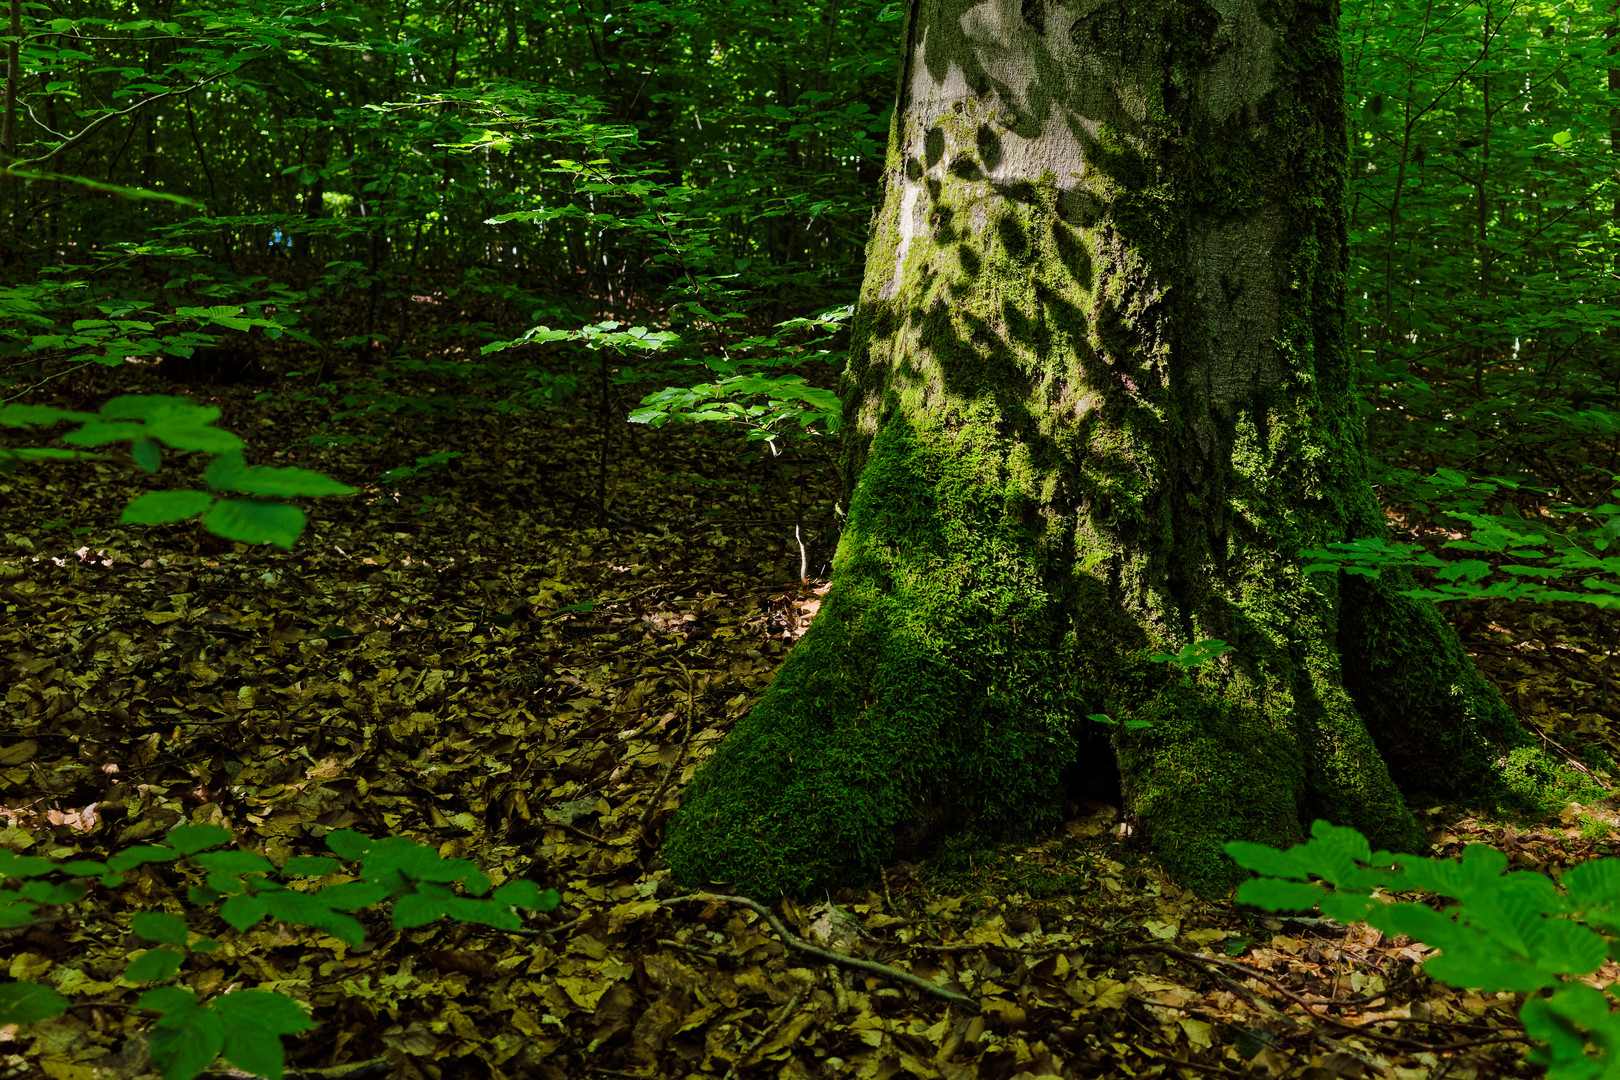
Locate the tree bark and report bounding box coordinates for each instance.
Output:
[665,0,1550,898]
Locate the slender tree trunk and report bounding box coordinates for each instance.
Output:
[0,0,22,226]
[666,0,1547,899]
[1608,2,1618,383]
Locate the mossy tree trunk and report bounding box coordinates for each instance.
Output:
[665,0,1542,898]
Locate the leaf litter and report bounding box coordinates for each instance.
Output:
[1,363,1617,1080]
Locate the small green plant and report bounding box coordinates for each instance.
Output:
[1089,639,1235,730]
[1088,712,1154,731]
[378,450,462,484]
[631,371,842,442]
[1149,638,1235,669]
[1228,820,1620,1079]
[628,305,851,446]
[0,824,560,1080]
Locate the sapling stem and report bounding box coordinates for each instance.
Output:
[768,438,808,583]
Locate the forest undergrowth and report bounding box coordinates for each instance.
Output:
[3,348,1619,1080]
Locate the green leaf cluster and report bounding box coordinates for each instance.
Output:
[1229,821,1620,1079]
[0,824,559,1080]
[1303,471,1620,609]
[1148,638,1235,670]
[628,306,852,447]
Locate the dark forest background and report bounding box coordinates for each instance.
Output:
[3,0,1615,517]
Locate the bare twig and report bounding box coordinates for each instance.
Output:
[1129,942,1338,1018]
[663,892,979,1012]
[1132,1046,1241,1076]
[1129,942,1528,1052]
[198,1058,392,1080]
[724,983,806,1080]
[907,939,1076,955]
[543,818,610,845]
[11,62,249,173]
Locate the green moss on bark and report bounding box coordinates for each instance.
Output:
[664,418,1084,896]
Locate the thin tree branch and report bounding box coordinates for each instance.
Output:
[10,61,249,173]
[723,983,806,1080]
[663,891,980,1012]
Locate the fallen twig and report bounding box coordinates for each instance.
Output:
[724,983,806,1080]
[198,1059,392,1080]
[1130,942,1529,1053]
[907,939,1076,955]
[664,892,979,1012]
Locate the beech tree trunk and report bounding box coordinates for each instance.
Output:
[665,0,1550,898]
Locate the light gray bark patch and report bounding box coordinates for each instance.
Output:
[900,0,1182,194]
[881,179,932,301]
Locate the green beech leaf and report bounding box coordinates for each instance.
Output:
[63,420,146,446]
[150,999,224,1080]
[167,825,232,855]
[133,911,191,946]
[491,880,559,911]
[190,851,274,874]
[0,981,70,1025]
[0,898,39,928]
[107,846,181,872]
[126,947,185,983]
[204,451,355,497]
[212,988,315,1034]
[444,896,520,929]
[121,490,215,524]
[213,990,315,1079]
[136,986,198,1013]
[281,856,341,877]
[0,403,96,426]
[132,436,162,472]
[0,850,59,878]
[201,499,305,549]
[205,871,246,896]
[392,892,451,928]
[220,893,269,932]
[1562,858,1620,909]
[58,859,107,876]
[100,396,210,422]
[19,880,87,904]
[315,880,393,910]
[359,837,476,883]
[188,886,224,906]
[1234,878,1326,912]
[145,422,244,454]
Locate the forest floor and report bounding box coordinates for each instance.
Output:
[3,351,1619,1080]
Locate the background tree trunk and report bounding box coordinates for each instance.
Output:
[665,0,1552,898]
